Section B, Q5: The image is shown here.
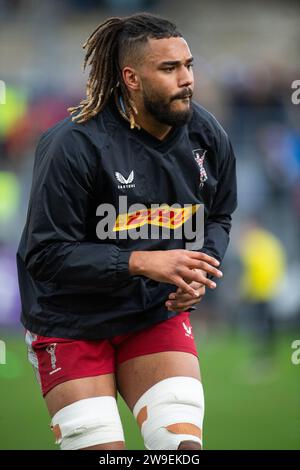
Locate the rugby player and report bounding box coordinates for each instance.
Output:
[17,13,237,450]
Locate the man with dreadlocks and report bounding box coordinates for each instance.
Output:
[17,13,237,450]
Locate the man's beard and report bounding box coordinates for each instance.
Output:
[142,87,193,127]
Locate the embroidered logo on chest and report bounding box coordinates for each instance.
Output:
[192,149,208,188]
[115,170,136,189]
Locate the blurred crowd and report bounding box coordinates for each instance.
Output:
[0,0,300,344]
[0,0,158,17]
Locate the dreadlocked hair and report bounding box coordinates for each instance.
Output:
[68,13,182,127]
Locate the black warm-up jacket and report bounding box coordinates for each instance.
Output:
[17,97,237,339]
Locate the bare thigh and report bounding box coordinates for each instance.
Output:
[45,374,125,450]
[116,351,201,411]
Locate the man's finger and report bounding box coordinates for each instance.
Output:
[165,297,204,311]
[188,251,220,266]
[174,281,204,297]
[168,292,177,300]
[180,268,217,289]
[187,259,223,278]
[173,276,200,298]
[169,287,205,302]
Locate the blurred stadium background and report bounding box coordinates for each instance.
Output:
[0,0,299,450]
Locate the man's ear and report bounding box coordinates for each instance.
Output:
[122,67,141,92]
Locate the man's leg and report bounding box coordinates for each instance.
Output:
[117,351,203,450]
[45,374,125,450]
[26,330,125,450]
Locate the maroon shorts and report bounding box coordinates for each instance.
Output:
[25,311,198,397]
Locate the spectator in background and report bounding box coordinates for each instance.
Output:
[238,218,286,370]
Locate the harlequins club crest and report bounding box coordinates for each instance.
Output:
[193,149,208,188]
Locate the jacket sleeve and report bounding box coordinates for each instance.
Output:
[24,128,131,291]
[201,131,238,264]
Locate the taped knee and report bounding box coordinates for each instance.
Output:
[133,377,205,450]
[50,396,124,450]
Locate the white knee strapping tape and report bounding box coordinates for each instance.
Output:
[51,396,125,450]
[133,376,205,450]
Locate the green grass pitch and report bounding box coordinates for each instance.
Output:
[0,330,299,450]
